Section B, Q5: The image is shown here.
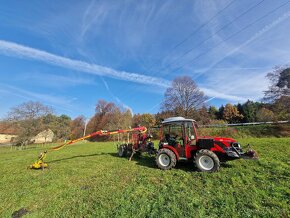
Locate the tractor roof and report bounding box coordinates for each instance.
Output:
[162,117,195,124]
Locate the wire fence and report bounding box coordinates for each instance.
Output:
[200,121,290,128]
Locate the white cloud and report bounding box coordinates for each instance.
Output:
[0,40,170,88]
[201,87,248,102]
[0,40,257,104]
[17,72,96,88]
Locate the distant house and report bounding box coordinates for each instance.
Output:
[0,122,55,144]
[32,129,54,143]
[0,123,18,144]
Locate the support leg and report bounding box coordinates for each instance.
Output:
[129,149,136,161]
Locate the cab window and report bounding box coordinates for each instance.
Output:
[184,122,196,145]
[162,122,184,146]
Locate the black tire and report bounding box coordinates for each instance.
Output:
[156,148,177,170]
[118,144,128,157]
[194,149,220,172]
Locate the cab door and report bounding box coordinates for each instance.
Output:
[172,123,186,158]
[184,121,198,159]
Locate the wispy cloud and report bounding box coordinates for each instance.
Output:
[19,72,96,88]
[101,77,134,115]
[200,10,290,74]
[199,69,269,103]
[201,87,248,102]
[0,40,170,88]
[80,0,109,42]
[0,84,74,112]
[0,40,254,103]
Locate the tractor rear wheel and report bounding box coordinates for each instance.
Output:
[156,148,176,170]
[194,149,220,172]
[118,144,128,157]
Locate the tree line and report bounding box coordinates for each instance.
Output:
[1,66,289,143]
[156,66,289,124]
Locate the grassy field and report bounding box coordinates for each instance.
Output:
[0,138,289,217]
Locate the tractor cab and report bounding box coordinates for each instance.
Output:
[159,117,197,159]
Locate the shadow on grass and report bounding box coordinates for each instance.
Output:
[129,155,234,172]
[48,152,112,163]
[23,146,38,150]
[48,152,220,172]
[108,153,197,172]
[220,162,233,168]
[107,152,158,169]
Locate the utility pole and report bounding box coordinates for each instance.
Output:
[83,119,89,141]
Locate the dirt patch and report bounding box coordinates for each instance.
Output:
[80,185,90,190]
[12,208,29,218]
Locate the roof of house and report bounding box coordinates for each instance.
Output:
[0,122,18,135]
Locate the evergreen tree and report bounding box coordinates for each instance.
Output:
[208,106,218,120]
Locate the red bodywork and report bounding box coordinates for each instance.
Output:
[159,121,238,160]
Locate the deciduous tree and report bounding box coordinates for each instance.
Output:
[162,76,207,117]
[6,101,53,144]
[43,114,71,140]
[271,96,290,120]
[256,108,275,122]
[86,100,133,141]
[132,113,156,127]
[70,116,86,139]
[223,104,243,123]
[264,66,290,102]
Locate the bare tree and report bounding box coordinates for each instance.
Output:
[6,101,53,146]
[8,101,52,121]
[264,66,290,102]
[162,76,207,117]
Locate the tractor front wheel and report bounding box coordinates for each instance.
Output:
[194,149,220,172]
[156,149,176,170]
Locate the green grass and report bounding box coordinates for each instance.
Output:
[0,138,290,217]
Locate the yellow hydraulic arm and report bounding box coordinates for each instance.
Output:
[29,126,147,169]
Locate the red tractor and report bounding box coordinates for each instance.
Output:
[155,117,258,172]
[117,117,257,172]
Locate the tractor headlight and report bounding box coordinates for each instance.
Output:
[231,142,243,153]
[232,142,241,149]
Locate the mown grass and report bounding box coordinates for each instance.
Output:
[0,138,289,217]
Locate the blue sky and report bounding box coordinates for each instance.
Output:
[1,0,290,119]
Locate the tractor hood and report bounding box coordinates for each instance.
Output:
[200,136,236,144]
[198,136,258,160]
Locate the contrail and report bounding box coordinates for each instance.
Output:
[0,40,170,88]
[201,88,248,102]
[0,40,249,102]
[201,11,290,74]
